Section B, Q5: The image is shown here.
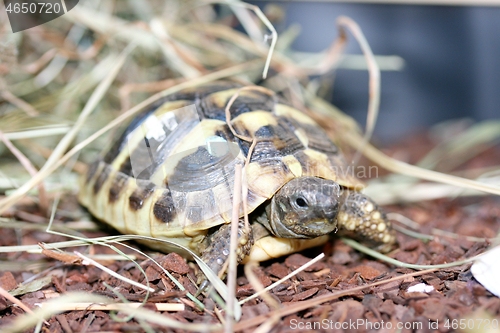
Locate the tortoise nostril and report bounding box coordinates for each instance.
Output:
[295,197,308,208]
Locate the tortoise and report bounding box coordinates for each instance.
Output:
[79,81,396,288]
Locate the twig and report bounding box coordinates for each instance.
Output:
[243,261,280,310]
[343,129,500,196]
[0,286,49,325]
[44,43,135,170]
[304,20,348,75]
[341,237,478,269]
[335,16,380,165]
[225,163,243,331]
[2,127,71,141]
[5,292,219,332]
[18,139,88,175]
[224,1,278,79]
[224,85,275,141]
[149,18,202,78]
[74,251,155,292]
[0,130,49,214]
[0,90,40,117]
[23,48,58,74]
[224,86,269,232]
[240,253,325,305]
[214,306,226,325]
[389,212,500,243]
[0,42,134,214]
[233,268,440,331]
[38,243,83,264]
[119,78,182,112]
[36,302,184,312]
[241,138,257,233]
[253,315,281,333]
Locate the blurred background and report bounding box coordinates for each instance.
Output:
[251,1,500,142]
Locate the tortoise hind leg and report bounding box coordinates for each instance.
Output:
[337,190,396,252]
[196,219,253,294]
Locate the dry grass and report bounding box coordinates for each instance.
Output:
[1,0,499,332]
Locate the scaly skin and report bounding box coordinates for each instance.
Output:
[196,219,254,294]
[196,178,396,294]
[337,189,396,252]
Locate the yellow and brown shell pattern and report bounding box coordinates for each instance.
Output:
[79,81,369,253]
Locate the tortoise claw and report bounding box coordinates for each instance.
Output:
[195,280,210,297]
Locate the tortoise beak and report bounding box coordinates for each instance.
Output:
[298,218,337,237]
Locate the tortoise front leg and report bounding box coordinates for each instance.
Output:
[196,218,254,294]
[337,190,396,252]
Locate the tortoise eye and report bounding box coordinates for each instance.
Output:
[295,197,308,208]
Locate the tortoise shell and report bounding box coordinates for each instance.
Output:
[79,81,362,252]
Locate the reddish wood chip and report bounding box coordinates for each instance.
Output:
[421,274,444,291]
[241,302,270,320]
[0,297,8,312]
[144,265,161,281]
[303,305,330,318]
[373,277,399,293]
[162,253,190,275]
[353,265,382,280]
[292,287,318,302]
[0,272,17,291]
[399,239,422,251]
[236,284,254,297]
[417,298,446,321]
[266,262,289,279]
[427,240,445,254]
[393,251,419,264]
[300,280,329,290]
[66,282,92,292]
[285,254,324,271]
[454,287,475,306]
[330,299,366,322]
[402,291,429,300]
[458,223,497,238]
[2,130,500,331]
[55,314,72,333]
[430,254,448,265]
[66,273,89,285]
[253,266,273,287]
[330,248,354,265]
[378,299,396,314]
[277,295,293,303]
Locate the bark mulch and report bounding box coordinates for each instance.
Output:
[0,132,499,333]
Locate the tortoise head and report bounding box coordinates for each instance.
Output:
[266,177,341,238]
